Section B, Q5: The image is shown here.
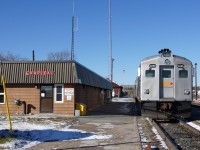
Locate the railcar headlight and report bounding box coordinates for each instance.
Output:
[149,64,156,68]
[184,89,190,95]
[165,59,171,65]
[144,89,150,94]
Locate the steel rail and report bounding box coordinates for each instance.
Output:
[179,119,200,136]
[152,119,181,150]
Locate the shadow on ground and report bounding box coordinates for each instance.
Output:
[86,100,141,116]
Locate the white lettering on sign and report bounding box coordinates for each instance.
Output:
[65,88,74,96]
[26,71,54,75]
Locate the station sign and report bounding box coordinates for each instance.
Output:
[26,71,54,75]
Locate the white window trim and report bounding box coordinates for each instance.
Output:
[54,84,64,103]
[0,93,5,104]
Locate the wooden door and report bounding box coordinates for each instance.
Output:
[40,85,53,113]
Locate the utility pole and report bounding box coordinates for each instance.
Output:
[195,63,198,100]
[122,69,125,91]
[109,0,113,82]
[71,16,74,60]
[32,50,35,61]
[71,0,75,61]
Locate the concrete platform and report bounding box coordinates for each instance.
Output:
[29,98,142,150]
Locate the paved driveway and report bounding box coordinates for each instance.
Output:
[29,97,141,150]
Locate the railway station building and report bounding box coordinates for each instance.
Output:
[112,82,123,97]
[0,61,112,116]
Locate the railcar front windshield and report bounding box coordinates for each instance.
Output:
[179,70,188,78]
[145,70,155,77]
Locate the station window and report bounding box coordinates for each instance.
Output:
[162,70,171,78]
[41,86,53,98]
[145,70,155,77]
[54,84,64,103]
[179,70,188,78]
[0,85,4,104]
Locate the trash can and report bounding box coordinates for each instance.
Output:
[75,103,86,116]
[76,103,80,110]
[80,103,86,116]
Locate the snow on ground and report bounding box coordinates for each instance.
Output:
[0,118,112,150]
[151,126,168,149]
[187,122,200,131]
[146,117,168,150]
[112,97,135,102]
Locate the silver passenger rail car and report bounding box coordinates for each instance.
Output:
[135,49,193,118]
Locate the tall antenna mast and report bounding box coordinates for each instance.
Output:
[109,0,113,81]
[32,50,35,61]
[71,0,75,60]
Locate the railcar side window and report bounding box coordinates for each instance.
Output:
[145,70,155,77]
[179,70,188,78]
[162,70,171,78]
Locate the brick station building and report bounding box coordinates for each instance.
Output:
[0,61,112,116]
[112,82,123,97]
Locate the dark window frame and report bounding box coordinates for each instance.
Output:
[179,70,188,78]
[0,93,4,104]
[41,85,53,98]
[162,70,171,78]
[54,84,64,103]
[145,70,155,77]
[0,86,4,104]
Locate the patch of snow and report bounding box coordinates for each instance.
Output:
[187,122,200,131]
[137,123,149,149]
[0,120,112,150]
[146,117,152,125]
[112,98,134,102]
[151,126,168,149]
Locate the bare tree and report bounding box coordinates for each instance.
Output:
[0,52,28,61]
[47,50,71,61]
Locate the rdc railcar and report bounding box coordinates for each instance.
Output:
[135,49,193,118]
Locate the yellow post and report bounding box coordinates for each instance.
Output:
[2,75,12,135]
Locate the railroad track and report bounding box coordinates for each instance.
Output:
[153,118,200,150]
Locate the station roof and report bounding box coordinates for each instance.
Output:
[112,82,123,88]
[0,60,112,90]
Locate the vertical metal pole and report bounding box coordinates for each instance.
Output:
[32,50,35,61]
[71,16,74,61]
[122,70,125,92]
[71,0,75,61]
[109,0,113,82]
[195,63,198,100]
[2,75,12,135]
[112,58,114,81]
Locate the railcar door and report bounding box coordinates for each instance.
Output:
[160,66,174,99]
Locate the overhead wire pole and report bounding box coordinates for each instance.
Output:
[195,63,198,100]
[109,0,113,82]
[71,0,75,61]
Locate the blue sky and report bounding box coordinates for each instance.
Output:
[0,0,200,85]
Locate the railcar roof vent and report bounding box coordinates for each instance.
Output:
[158,48,172,57]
